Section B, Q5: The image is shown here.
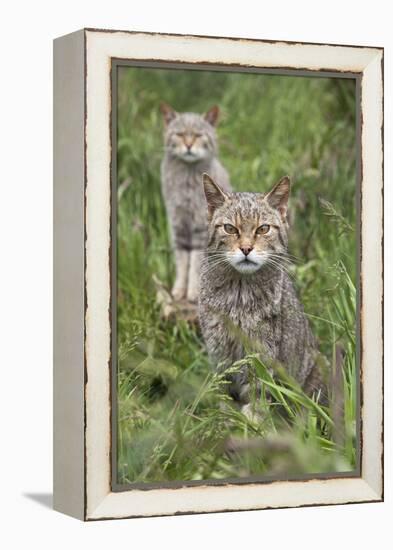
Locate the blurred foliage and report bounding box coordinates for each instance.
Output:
[116,66,357,484]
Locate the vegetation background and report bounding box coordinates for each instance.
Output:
[116,66,357,485]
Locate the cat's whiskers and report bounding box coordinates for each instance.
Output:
[267,258,292,272]
[201,254,233,276]
[201,251,229,265]
[267,251,297,268]
[202,259,231,273]
[264,256,295,281]
[275,251,300,265]
[268,250,301,269]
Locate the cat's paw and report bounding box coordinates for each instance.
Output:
[186,286,199,304]
[172,286,187,301]
[241,403,263,424]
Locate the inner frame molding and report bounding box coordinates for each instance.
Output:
[110,59,362,493]
[54,28,383,521]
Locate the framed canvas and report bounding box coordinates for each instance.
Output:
[53,28,383,521]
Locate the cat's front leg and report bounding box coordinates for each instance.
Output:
[172,248,189,301]
[187,249,202,303]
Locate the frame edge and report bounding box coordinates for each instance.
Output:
[53,29,86,521]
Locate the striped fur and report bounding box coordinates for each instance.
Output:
[160,105,231,302]
[199,175,324,406]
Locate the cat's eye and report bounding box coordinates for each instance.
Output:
[175,132,184,137]
[223,224,238,235]
[256,224,270,235]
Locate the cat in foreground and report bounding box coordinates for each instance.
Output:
[199,173,324,412]
[160,103,231,303]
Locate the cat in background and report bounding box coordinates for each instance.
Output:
[160,103,231,303]
[199,173,325,413]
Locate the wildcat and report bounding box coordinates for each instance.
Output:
[199,173,324,410]
[160,103,231,303]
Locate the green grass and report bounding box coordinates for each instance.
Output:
[116,66,357,484]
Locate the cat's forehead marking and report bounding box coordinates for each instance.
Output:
[219,192,280,226]
[169,112,212,133]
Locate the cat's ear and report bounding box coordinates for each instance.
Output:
[160,102,177,126]
[203,173,228,219]
[204,105,220,126]
[265,176,291,220]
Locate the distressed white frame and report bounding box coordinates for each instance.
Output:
[55,28,384,521]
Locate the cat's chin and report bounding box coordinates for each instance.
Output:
[232,260,262,274]
[179,153,203,163]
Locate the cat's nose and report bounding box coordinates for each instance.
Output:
[240,246,253,256]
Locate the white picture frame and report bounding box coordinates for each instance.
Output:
[53,28,383,521]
